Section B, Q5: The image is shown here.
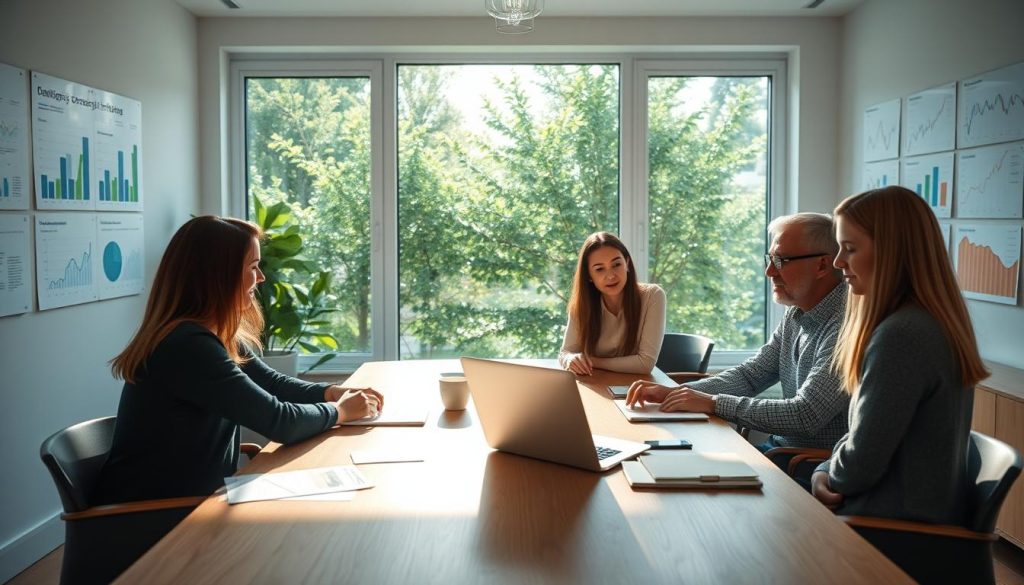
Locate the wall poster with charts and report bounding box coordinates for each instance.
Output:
[31,72,142,212]
[35,213,99,310]
[0,214,32,316]
[956,142,1024,219]
[863,98,901,162]
[0,62,30,211]
[904,82,956,156]
[903,152,954,218]
[97,213,143,300]
[954,224,1021,305]
[959,61,1024,149]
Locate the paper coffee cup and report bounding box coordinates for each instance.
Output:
[439,372,470,411]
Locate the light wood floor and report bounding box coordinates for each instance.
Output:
[8,539,1024,585]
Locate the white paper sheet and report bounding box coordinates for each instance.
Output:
[225,465,372,505]
[350,449,425,464]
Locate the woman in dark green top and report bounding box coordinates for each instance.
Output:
[96,216,383,505]
[812,187,988,563]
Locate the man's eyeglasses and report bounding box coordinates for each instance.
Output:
[764,253,830,271]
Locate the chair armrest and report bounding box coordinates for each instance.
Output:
[762,447,832,477]
[666,372,711,384]
[240,442,262,460]
[840,515,996,542]
[62,496,207,521]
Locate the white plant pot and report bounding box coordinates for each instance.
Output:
[261,349,299,378]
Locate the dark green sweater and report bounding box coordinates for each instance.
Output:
[817,304,974,525]
[95,321,338,504]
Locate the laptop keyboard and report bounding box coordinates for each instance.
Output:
[595,446,622,460]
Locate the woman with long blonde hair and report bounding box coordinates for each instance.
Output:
[97,216,383,506]
[558,232,666,375]
[812,186,986,538]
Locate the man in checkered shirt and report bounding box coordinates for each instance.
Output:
[628,213,848,472]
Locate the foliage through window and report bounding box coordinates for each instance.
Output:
[240,60,775,365]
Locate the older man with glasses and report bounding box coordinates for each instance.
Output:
[628,212,847,486]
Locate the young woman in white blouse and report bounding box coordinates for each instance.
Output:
[558,232,666,375]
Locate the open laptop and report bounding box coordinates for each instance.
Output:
[461,357,649,472]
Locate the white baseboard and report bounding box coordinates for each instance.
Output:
[0,513,63,584]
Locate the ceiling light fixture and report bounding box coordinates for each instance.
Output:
[485,0,544,35]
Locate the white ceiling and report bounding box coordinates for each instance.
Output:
[174,0,865,18]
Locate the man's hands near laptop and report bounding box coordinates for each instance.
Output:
[626,381,715,414]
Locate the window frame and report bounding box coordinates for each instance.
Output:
[229,53,788,372]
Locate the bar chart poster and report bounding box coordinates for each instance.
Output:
[0,63,30,210]
[959,61,1024,149]
[903,152,954,218]
[904,83,956,156]
[0,214,32,317]
[35,213,98,310]
[97,213,143,300]
[31,72,96,211]
[863,159,900,190]
[863,98,900,162]
[94,90,142,212]
[956,143,1024,219]
[954,224,1021,305]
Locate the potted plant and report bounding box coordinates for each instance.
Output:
[253,195,340,376]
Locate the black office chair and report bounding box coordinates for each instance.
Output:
[655,333,714,384]
[836,431,1022,585]
[40,416,261,585]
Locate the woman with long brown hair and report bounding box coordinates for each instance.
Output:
[558,232,666,375]
[96,216,383,505]
[812,186,987,528]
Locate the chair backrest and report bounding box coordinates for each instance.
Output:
[656,333,714,374]
[40,416,117,513]
[967,430,1023,533]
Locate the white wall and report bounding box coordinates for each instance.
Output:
[839,0,1024,368]
[196,16,843,217]
[0,0,199,580]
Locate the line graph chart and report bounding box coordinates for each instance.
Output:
[956,143,1024,218]
[863,98,901,162]
[904,83,956,156]
[959,61,1024,148]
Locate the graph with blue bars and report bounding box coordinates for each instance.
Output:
[39,136,90,201]
[48,242,92,290]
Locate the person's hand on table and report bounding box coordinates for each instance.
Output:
[811,471,844,509]
[625,380,674,408]
[658,386,715,414]
[565,352,594,376]
[326,385,384,422]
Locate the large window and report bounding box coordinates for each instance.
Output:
[234,56,783,369]
[646,75,769,350]
[397,64,620,358]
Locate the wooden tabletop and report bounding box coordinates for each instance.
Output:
[116,359,910,584]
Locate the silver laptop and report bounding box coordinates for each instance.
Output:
[461,357,649,472]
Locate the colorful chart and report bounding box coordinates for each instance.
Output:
[903,152,954,218]
[863,159,900,190]
[31,72,143,211]
[959,61,1024,149]
[97,213,144,300]
[904,83,956,156]
[863,98,901,162]
[35,213,98,310]
[0,62,31,211]
[954,224,1021,305]
[956,142,1024,218]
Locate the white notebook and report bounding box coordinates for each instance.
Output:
[338,406,429,427]
[637,452,760,485]
[613,400,709,422]
[622,460,762,490]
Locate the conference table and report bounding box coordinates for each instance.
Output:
[116,359,910,584]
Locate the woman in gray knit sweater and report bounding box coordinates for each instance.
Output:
[811,186,988,525]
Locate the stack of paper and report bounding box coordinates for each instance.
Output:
[622,452,762,489]
[338,406,429,427]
